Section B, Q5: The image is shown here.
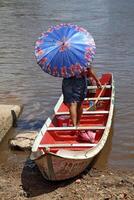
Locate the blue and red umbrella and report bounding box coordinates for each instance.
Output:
[35,24,96,78]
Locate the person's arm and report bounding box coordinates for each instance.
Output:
[87,67,102,88]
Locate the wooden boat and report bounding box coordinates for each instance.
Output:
[31,73,115,181]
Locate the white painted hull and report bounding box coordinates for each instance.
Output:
[35,154,92,181]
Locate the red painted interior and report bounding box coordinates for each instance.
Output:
[39,74,112,153]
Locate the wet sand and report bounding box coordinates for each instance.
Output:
[0,158,133,200]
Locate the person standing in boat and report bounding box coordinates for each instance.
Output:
[62,65,102,127]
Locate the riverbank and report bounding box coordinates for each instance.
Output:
[0,158,133,200]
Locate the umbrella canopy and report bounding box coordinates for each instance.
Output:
[35,24,96,78]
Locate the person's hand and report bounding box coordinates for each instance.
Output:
[96,80,102,89]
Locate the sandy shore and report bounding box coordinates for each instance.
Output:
[0,158,133,200]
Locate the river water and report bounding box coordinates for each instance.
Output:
[0,0,134,169]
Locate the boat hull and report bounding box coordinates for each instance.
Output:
[31,73,115,181]
[35,154,92,181]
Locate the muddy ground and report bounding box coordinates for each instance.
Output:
[0,157,133,200]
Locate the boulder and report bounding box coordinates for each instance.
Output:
[9,131,38,150]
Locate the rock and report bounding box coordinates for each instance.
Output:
[118,193,127,199]
[75,179,81,184]
[9,131,38,150]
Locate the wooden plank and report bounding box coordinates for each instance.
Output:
[87,85,111,89]
[39,143,97,148]
[84,97,111,101]
[47,126,105,131]
[56,110,109,115]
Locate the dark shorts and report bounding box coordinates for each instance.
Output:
[62,76,87,104]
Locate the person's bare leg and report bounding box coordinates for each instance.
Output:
[68,102,77,126]
[77,102,83,126]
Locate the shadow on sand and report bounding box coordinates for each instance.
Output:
[21,159,81,198]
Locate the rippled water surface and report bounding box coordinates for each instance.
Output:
[0,0,134,169]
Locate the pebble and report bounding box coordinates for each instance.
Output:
[118,193,127,199]
[82,188,86,191]
[75,179,81,184]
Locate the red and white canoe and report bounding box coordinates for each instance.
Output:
[31,73,115,181]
